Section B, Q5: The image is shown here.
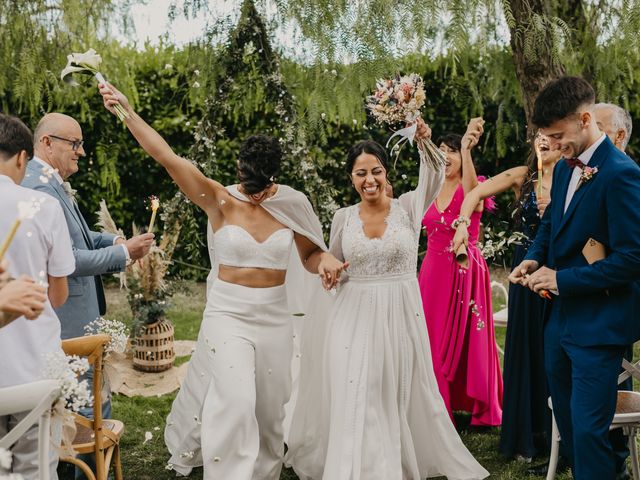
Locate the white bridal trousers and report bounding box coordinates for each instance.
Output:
[165,279,292,480]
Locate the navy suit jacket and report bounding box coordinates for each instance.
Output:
[22,160,126,339]
[525,137,640,346]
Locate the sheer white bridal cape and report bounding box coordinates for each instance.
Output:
[165,184,326,474]
[285,156,490,480]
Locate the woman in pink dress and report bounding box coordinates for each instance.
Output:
[418,118,503,427]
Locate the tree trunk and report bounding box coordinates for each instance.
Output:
[506,0,566,138]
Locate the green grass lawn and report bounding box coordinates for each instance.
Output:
[105,270,578,479]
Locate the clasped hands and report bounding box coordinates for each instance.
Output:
[317,254,349,291]
[508,260,558,298]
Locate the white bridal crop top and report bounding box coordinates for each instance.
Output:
[214,224,294,270]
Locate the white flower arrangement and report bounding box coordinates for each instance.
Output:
[479,228,528,262]
[60,48,129,121]
[84,317,129,354]
[43,351,92,413]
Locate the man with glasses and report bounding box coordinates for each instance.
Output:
[24,113,154,340]
[22,114,154,478]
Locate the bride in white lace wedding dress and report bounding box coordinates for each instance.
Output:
[285,127,489,480]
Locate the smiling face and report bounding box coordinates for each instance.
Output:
[538,111,593,160]
[535,135,561,167]
[36,114,86,180]
[440,143,462,179]
[350,152,388,203]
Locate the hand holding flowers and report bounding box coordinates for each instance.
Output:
[99,82,133,119]
[61,49,130,121]
[414,117,432,142]
[366,73,445,170]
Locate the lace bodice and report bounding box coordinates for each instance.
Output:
[338,200,419,277]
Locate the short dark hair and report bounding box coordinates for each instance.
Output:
[237,134,282,194]
[0,114,33,161]
[436,133,462,152]
[532,76,595,128]
[345,140,389,174]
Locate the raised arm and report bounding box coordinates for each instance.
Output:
[460,117,484,194]
[398,118,445,230]
[452,165,529,251]
[99,83,227,217]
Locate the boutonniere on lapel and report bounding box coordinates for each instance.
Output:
[576,166,599,190]
[61,181,78,202]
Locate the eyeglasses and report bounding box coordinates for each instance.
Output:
[48,135,84,151]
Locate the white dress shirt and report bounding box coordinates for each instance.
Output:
[564,134,606,212]
[0,175,75,387]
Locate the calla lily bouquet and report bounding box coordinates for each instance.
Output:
[60,48,129,121]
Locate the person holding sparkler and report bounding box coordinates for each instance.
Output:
[453,134,561,463]
[22,113,155,341]
[509,76,640,480]
[21,113,155,479]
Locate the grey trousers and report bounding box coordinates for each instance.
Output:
[0,411,60,480]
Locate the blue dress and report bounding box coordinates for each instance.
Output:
[498,187,551,459]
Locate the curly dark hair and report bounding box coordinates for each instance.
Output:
[532,76,595,128]
[345,140,389,174]
[237,134,282,194]
[0,114,33,161]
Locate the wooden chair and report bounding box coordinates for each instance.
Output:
[546,358,640,480]
[0,379,60,480]
[58,334,124,480]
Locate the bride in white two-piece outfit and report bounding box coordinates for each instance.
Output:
[99,83,346,480]
[286,119,489,479]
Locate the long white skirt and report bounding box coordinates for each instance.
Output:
[285,273,489,480]
[165,279,292,480]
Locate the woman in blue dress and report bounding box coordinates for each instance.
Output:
[452,134,560,461]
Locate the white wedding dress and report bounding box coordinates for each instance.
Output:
[285,159,489,480]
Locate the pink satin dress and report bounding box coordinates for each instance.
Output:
[418,183,503,426]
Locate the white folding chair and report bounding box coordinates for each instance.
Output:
[0,379,60,480]
[491,281,508,355]
[546,358,640,480]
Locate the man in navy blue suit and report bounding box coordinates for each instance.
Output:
[510,76,640,480]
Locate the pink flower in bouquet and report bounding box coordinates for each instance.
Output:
[365,73,444,170]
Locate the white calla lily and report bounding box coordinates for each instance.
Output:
[71,48,102,70]
[60,47,129,121]
[60,64,89,85]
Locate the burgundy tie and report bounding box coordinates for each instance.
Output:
[564,157,584,169]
